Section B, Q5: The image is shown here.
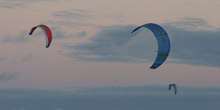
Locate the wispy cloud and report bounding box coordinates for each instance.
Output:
[52,9,94,20]
[21,53,34,63]
[165,18,215,30]
[61,18,220,68]
[2,31,30,44]
[47,19,101,29]
[0,86,220,110]
[49,9,101,29]
[51,27,87,39]
[0,1,25,9]
[1,27,86,44]
[0,0,58,9]
[0,57,7,62]
[0,72,19,81]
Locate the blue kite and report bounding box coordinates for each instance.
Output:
[131,23,170,69]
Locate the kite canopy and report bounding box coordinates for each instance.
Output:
[131,23,170,69]
[169,83,177,94]
[29,24,52,48]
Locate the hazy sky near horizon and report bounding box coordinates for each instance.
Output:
[1,0,220,109]
[1,85,220,110]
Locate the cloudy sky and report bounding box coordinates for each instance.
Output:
[1,0,220,109]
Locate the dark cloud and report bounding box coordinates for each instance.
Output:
[62,24,154,62]
[0,72,19,81]
[0,86,220,110]
[164,18,220,67]
[62,18,220,67]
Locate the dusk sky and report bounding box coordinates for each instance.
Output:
[1,0,220,109]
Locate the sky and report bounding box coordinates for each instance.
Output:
[1,0,220,109]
